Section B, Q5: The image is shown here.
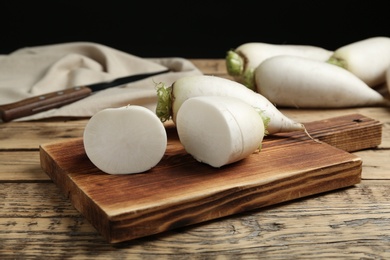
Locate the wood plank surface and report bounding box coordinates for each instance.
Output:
[1,58,390,259]
[39,114,380,243]
[1,181,389,259]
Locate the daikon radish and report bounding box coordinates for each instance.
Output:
[176,96,265,168]
[327,36,390,87]
[155,74,308,135]
[254,55,390,108]
[386,65,390,95]
[83,105,167,174]
[226,42,333,90]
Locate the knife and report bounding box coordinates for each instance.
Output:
[0,69,169,122]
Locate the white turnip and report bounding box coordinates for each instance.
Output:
[155,74,308,135]
[327,36,390,87]
[226,42,333,90]
[176,96,265,168]
[254,55,390,108]
[386,65,390,95]
[83,105,167,174]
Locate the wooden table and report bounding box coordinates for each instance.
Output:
[1,59,389,259]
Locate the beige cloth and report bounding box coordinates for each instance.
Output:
[0,42,202,121]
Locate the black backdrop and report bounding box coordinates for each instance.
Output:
[2,1,389,58]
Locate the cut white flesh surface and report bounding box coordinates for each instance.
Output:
[176,96,265,168]
[83,105,167,174]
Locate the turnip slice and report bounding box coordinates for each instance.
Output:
[327,36,390,87]
[226,42,333,90]
[83,105,167,174]
[255,55,390,108]
[155,75,306,135]
[176,96,265,168]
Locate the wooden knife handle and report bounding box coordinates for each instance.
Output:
[0,86,92,122]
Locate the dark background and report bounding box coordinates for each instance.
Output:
[1,1,389,58]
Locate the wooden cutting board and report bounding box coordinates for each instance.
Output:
[40,113,382,243]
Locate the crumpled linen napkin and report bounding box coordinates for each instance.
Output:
[0,42,203,121]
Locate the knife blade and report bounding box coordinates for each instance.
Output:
[0,69,169,122]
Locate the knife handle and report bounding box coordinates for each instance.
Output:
[0,86,92,122]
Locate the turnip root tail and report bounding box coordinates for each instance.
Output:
[155,82,172,122]
[288,120,319,143]
[303,126,321,143]
[226,50,256,91]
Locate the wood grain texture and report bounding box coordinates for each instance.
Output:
[0,119,87,150]
[39,114,380,243]
[2,58,390,259]
[0,151,48,181]
[1,181,389,259]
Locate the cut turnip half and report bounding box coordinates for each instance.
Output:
[176,96,265,168]
[83,105,167,174]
